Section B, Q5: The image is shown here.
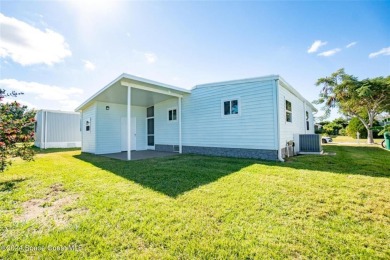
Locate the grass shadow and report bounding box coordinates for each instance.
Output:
[0,178,27,192]
[74,145,389,197]
[74,153,256,197]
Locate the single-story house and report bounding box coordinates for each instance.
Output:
[75,73,317,161]
[35,110,81,149]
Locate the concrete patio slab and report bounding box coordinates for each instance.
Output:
[101,150,178,161]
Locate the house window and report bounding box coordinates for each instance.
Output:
[147,106,154,118]
[223,99,239,116]
[286,100,292,122]
[168,108,177,121]
[306,111,310,130]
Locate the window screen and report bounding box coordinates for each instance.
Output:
[223,99,239,116]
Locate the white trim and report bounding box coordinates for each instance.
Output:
[178,97,182,154]
[274,79,284,162]
[221,97,241,118]
[146,106,155,150]
[40,111,44,148]
[127,86,131,160]
[194,75,279,89]
[122,73,191,94]
[44,111,48,149]
[167,107,178,122]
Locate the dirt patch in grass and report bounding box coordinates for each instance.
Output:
[15,183,87,226]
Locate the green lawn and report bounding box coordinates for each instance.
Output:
[0,146,389,259]
[328,135,383,145]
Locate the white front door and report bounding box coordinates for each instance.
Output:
[121,117,136,151]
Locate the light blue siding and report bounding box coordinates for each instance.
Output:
[94,102,146,154]
[182,80,277,150]
[306,106,315,134]
[154,98,179,146]
[278,82,314,149]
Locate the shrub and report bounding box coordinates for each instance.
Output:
[339,128,347,136]
[346,117,367,139]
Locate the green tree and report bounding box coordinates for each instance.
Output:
[0,93,36,171]
[322,121,343,135]
[333,117,348,128]
[346,117,367,139]
[315,69,390,144]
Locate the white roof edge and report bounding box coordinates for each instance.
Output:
[75,73,124,112]
[122,73,191,94]
[75,73,190,112]
[193,74,317,112]
[277,76,317,112]
[36,109,80,114]
[193,75,279,89]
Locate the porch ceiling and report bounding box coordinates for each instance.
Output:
[76,73,190,111]
[94,82,176,107]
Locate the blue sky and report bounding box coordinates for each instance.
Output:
[1,1,389,119]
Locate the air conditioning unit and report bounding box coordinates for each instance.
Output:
[293,134,322,154]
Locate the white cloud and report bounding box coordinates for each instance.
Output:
[0,79,83,110]
[307,40,327,53]
[346,42,357,48]
[83,60,96,71]
[0,13,71,66]
[58,99,82,111]
[144,52,157,64]
[1,97,37,109]
[369,47,390,58]
[318,48,341,57]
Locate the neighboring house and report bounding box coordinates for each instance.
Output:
[35,110,81,149]
[75,74,317,161]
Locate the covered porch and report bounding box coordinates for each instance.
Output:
[76,73,190,160]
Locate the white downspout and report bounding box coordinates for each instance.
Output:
[127,86,131,160]
[274,79,284,162]
[178,96,182,154]
[41,111,44,148]
[304,101,307,134]
[44,111,48,149]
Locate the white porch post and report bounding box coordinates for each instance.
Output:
[178,96,182,154]
[127,86,131,160]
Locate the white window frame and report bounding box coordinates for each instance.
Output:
[285,100,292,123]
[221,97,241,118]
[167,107,178,122]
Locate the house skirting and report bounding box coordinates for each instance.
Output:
[155,144,180,153]
[153,145,277,160]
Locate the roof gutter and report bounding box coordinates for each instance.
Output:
[274,78,284,162]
